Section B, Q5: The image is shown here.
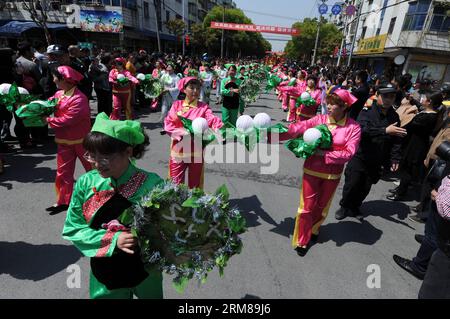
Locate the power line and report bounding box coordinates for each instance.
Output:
[239,8,300,21]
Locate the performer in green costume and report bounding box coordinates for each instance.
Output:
[220,64,242,126]
[62,112,163,299]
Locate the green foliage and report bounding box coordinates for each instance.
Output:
[189,6,271,57]
[166,18,186,36]
[284,18,342,62]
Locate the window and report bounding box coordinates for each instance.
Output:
[144,1,149,18]
[402,0,431,31]
[361,26,367,40]
[111,0,120,5]
[430,6,450,32]
[388,17,396,34]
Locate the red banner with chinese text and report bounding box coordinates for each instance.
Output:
[211,21,300,36]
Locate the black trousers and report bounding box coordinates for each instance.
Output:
[0,107,12,139]
[419,248,450,299]
[95,88,112,116]
[411,201,439,274]
[339,158,377,210]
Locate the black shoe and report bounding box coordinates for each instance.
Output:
[414,234,425,245]
[160,130,167,135]
[46,204,69,215]
[348,208,364,220]
[408,214,426,224]
[295,246,308,257]
[335,207,349,221]
[388,187,399,194]
[386,193,406,201]
[392,255,425,280]
[0,144,16,153]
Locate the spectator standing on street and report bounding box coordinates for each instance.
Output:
[348,70,370,120]
[335,83,406,220]
[89,55,112,116]
[387,91,442,201]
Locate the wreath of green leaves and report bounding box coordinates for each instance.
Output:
[133,181,246,293]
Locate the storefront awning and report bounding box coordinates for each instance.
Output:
[0,21,67,37]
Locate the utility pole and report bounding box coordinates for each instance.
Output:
[312,0,326,66]
[221,5,225,59]
[337,13,348,67]
[182,0,186,56]
[153,0,162,52]
[347,0,362,67]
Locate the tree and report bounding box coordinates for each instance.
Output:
[165,18,186,54]
[284,18,342,63]
[197,6,271,58]
[22,1,52,45]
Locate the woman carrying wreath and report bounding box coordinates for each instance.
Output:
[62,113,163,299]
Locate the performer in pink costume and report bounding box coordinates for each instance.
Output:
[276,89,361,256]
[164,77,223,189]
[285,71,308,122]
[277,70,295,110]
[45,66,92,213]
[109,57,139,120]
[296,75,323,122]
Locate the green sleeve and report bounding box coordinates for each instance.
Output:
[62,177,121,258]
[221,78,234,97]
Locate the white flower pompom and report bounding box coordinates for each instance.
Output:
[0,83,11,94]
[301,92,311,101]
[117,74,125,80]
[192,117,209,135]
[136,73,146,81]
[303,128,322,145]
[236,115,254,133]
[0,83,29,95]
[253,113,271,129]
[18,87,29,95]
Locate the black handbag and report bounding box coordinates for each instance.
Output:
[89,193,148,290]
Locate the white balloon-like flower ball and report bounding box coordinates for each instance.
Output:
[117,74,125,80]
[301,92,311,100]
[303,128,322,145]
[236,115,254,133]
[192,117,209,135]
[18,87,29,95]
[0,83,29,95]
[0,83,11,94]
[136,73,146,81]
[253,113,271,129]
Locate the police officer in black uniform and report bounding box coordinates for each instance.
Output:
[335,83,407,220]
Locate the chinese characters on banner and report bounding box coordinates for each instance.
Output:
[210,21,300,36]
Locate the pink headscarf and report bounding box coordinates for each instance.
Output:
[57,66,83,84]
[333,89,358,107]
[177,76,198,93]
[114,57,127,65]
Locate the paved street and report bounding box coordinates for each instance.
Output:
[0,92,424,299]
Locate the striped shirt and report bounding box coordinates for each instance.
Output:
[437,176,450,220]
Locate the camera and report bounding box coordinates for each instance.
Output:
[427,141,450,186]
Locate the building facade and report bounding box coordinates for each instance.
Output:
[348,0,450,84]
[0,0,234,52]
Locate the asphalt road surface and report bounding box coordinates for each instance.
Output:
[0,91,425,299]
